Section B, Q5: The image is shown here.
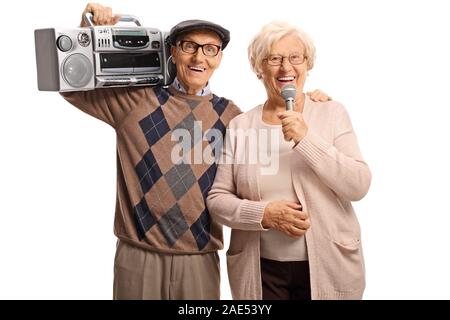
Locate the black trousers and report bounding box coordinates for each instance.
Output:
[260,258,311,300]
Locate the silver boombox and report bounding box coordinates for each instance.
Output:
[34,13,176,92]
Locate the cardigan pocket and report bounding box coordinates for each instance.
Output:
[332,238,361,252]
[226,230,262,300]
[327,237,365,292]
[226,249,256,299]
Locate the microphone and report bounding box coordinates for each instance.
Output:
[280,84,297,111]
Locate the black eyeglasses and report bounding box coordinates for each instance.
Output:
[177,40,222,57]
[264,53,306,66]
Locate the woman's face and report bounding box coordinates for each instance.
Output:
[260,34,308,104]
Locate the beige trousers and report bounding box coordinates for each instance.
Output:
[113,240,220,300]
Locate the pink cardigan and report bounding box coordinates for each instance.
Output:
[207,97,371,300]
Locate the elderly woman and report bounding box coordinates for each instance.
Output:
[207,21,371,300]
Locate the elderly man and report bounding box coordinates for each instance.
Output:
[59,3,330,299]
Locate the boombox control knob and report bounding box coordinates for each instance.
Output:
[77,32,91,47]
[57,35,72,52]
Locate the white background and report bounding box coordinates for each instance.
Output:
[1,0,449,299]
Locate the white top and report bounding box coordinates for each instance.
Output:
[257,108,308,261]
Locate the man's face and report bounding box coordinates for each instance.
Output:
[171,30,223,95]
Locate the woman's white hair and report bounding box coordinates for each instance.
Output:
[248,21,316,77]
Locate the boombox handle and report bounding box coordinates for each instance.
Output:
[83,12,142,27]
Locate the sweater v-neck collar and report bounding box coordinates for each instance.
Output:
[168,85,214,102]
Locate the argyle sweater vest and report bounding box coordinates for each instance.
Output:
[61,86,241,253]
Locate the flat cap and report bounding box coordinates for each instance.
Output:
[166,19,230,50]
